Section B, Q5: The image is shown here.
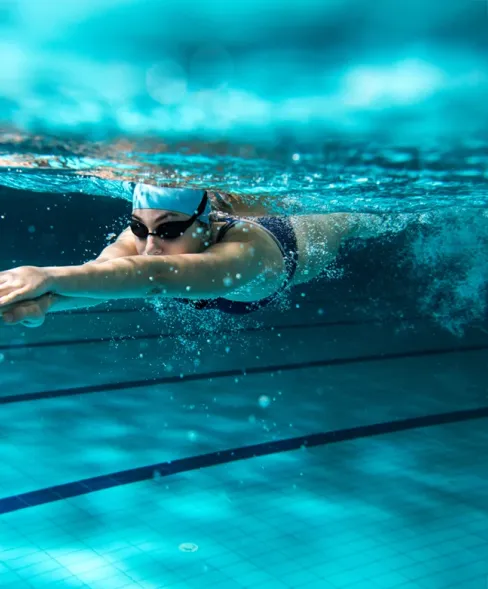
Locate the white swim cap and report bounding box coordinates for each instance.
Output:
[132,184,211,223]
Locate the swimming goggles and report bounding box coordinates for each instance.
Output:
[130,192,209,240]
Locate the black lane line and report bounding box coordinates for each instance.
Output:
[1,404,487,515]
[1,343,487,406]
[0,316,419,352]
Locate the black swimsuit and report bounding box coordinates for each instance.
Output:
[180,216,299,314]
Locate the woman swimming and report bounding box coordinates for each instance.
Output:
[0,183,381,328]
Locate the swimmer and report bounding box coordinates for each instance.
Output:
[0,184,385,327]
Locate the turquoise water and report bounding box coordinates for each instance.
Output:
[1,136,488,335]
[1,2,488,588]
[1,139,488,589]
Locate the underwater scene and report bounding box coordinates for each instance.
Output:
[1,2,488,588]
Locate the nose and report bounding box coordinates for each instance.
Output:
[143,235,163,256]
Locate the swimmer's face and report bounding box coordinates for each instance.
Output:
[131,209,210,256]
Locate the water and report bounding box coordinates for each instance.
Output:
[1,2,488,588]
[3,135,488,212]
[1,134,488,336]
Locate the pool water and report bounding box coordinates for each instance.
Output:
[1,2,488,586]
[1,143,488,588]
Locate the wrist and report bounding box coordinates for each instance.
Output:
[45,265,83,295]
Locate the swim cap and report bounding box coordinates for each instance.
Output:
[132,183,211,223]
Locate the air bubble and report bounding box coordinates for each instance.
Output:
[179,543,198,553]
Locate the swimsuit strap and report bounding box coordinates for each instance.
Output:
[190,216,298,314]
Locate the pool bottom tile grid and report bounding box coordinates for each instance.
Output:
[1,419,487,589]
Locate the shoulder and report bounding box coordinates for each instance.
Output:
[208,217,286,271]
[210,216,279,249]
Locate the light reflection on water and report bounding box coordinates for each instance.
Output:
[1,134,488,214]
[0,133,487,338]
[1,0,488,334]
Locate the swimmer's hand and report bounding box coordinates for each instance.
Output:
[0,266,52,308]
[1,295,52,328]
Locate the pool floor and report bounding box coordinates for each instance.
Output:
[0,295,487,588]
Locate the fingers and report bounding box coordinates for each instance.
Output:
[2,301,45,327]
[0,282,18,303]
[2,306,27,325]
[2,312,14,324]
[0,284,14,298]
[0,271,13,285]
[0,289,29,309]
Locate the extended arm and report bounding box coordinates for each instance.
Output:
[1,227,138,325]
[48,238,278,300]
[41,226,138,312]
[0,224,285,316]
